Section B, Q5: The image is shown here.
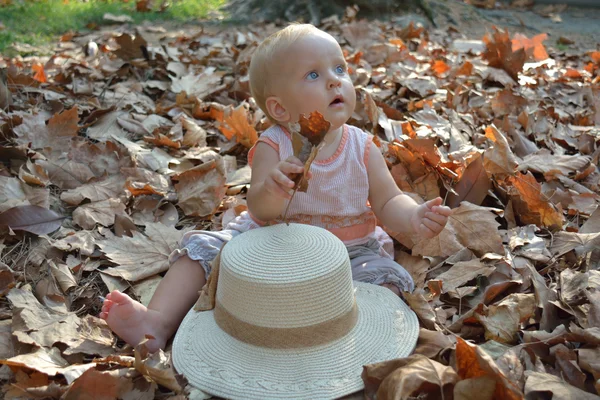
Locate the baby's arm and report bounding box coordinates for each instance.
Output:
[367,141,451,238]
[247,142,305,222]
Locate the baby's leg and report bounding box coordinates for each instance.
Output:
[350,254,415,295]
[100,255,206,352]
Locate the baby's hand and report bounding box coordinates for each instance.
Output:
[410,197,452,239]
[263,157,310,200]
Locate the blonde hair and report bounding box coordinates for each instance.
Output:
[249,24,322,121]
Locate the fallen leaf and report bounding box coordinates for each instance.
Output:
[99,222,188,281]
[0,205,64,235]
[363,354,458,400]
[506,171,564,229]
[174,158,227,217]
[524,371,599,400]
[455,337,523,399]
[218,103,258,148]
[483,28,526,82]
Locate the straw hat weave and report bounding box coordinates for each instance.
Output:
[173,223,418,400]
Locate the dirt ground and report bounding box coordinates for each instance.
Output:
[428,0,600,52]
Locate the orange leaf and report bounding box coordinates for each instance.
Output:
[564,68,582,79]
[455,61,474,77]
[219,104,258,149]
[512,33,548,62]
[483,28,526,82]
[31,63,47,83]
[431,60,451,77]
[455,337,523,400]
[506,171,564,228]
[590,51,600,64]
[47,106,79,137]
[297,111,331,146]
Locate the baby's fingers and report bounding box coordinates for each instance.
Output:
[425,211,448,225]
[265,177,292,199]
[432,205,453,216]
[279,161,304,175]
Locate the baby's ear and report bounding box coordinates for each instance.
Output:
[265,96,289,122]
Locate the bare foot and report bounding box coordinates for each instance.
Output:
[100,290,168,352]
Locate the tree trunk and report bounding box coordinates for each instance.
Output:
[223,0,426,25]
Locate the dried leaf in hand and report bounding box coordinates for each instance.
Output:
[0,205,64,235]
[297,111,331,146]
[413,202,504,257]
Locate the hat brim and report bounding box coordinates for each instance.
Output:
[172,282,419,400]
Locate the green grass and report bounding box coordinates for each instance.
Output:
[0,0,226,53]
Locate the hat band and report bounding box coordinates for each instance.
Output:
[214,300,359,349]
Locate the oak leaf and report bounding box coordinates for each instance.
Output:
[99,222,189,282]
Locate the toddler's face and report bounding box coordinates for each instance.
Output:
[270,32,356,131]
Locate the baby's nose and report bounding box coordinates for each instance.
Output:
[328,78,342,88]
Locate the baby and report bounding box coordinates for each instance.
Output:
[100,24,452,352]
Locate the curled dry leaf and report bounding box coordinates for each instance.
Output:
[362,354,458,400]
[174,158,227,217]
[0,205,64,235]
[134,338,183,393]
[483,125,518,179]
[455,337,523,399]
[506,171,564,229]
[482,27,526,82]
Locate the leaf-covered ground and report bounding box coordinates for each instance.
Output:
[1,4,600,400]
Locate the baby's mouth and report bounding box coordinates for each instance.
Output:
[330,95,344,105]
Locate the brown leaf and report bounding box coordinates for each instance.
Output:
[414,328,456,361]
[0,347,69,376]
[483,125,518,179]
[47,106,80,138]
[171,68,224,101]
[174,158,227,217]
[134,338,183,392]
[0,68,12,109]
[72,198,126,230]
[413,202,504,257]
[475,293,536,344]
[455,337,523,399]
[403,290,438,330]
[218,103,258,149]
[114,33,147,60]
[454,376,496,400]
[512,33,548,62]
[483,27,526,82]
[99,222,188,281]
[506,171,564,229]
[434,259,495,294]
[524,371,599,400]
[446,153,491,208]
[7,288,115,355]
[363,354,458,400]
[63,367,140,400]
[297,111,331,146]
[0,205,64,235]
[519,152,591,179]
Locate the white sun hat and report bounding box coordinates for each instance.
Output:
[172,223,418,400]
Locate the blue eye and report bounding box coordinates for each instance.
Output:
[335,65,345,74]
[307,71,319,80]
